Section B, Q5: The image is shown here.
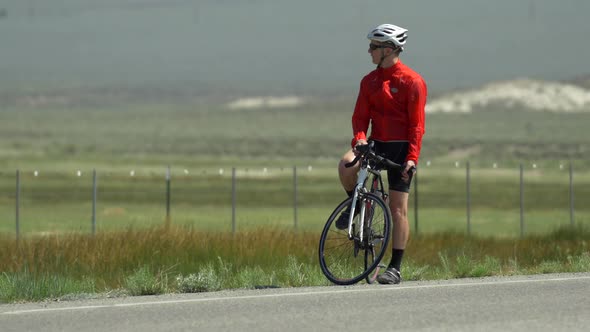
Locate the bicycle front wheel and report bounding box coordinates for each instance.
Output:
[318,193,392,285]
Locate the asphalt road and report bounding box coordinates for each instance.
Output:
[1,273,589,332]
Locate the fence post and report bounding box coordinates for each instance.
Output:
[232,167,236,234]
[92,169,97,235]
[466,161,471,235]
[413,170,418,235]
[293,166,298,230]
[165,165,171,228]
[520,163,525,238]
[569,162,574,226]
[15,169,20,243]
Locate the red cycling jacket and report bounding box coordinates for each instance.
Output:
[351,60,427,164]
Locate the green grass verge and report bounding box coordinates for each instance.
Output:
[0,272,95,303]
[0,225,589,303]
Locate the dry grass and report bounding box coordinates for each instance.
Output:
[0,226,318,289]
[0,225,588,302]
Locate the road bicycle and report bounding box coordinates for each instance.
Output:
[318,142,408,285]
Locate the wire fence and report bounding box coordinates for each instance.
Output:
[1,161,588,239]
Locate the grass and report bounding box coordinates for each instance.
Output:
[0,225,589,303]
[0,272,96,303]
[124,265,170,296]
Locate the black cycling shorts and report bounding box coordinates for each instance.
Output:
[370,140,413,193]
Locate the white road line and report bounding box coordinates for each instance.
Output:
[3,275,590,315]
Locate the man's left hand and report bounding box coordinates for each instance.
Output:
[402,160,416,183]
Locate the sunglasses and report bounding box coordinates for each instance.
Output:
[369,43,390,51]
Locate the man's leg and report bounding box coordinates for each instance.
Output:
[338,149,358,193]
[388,190,410,268]
[335,149,360,229]
[377,190,409,284]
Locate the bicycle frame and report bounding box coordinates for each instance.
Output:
[347,161,386,240]
[347,167,367,239]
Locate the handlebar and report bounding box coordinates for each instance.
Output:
[345,142,416,176]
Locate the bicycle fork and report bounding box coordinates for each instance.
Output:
[348,168,369,240]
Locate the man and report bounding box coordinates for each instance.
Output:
[336,23,427,284]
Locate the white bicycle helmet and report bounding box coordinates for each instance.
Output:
[367,24,408,51]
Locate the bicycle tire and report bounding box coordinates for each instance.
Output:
[318,193,392,285]
[365,250,388,284]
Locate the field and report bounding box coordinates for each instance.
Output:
[1,100,590,236]
[2,99,590,169]
[1,164,589,237]
[1,99,590,302]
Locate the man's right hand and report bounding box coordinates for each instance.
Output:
[353,139,368,155]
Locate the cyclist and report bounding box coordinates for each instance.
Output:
[336,23,427,285]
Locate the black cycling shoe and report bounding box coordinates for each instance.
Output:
[335,208,351,230]
[377,267,401,284]
[335,203,360,230]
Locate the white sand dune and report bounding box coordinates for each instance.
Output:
[226,96,305,110]
[426,79,590,113]
[224,79,590,113]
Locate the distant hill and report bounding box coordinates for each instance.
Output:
[426,78,590,113]
[568,74,590,89]
[5,74,590,112]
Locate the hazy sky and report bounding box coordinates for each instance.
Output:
[1,0,589,95]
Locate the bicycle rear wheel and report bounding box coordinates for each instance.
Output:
[318,193,391,285]
[364,193,391,284]
[365,241,391,284]
[364,248,388,284]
